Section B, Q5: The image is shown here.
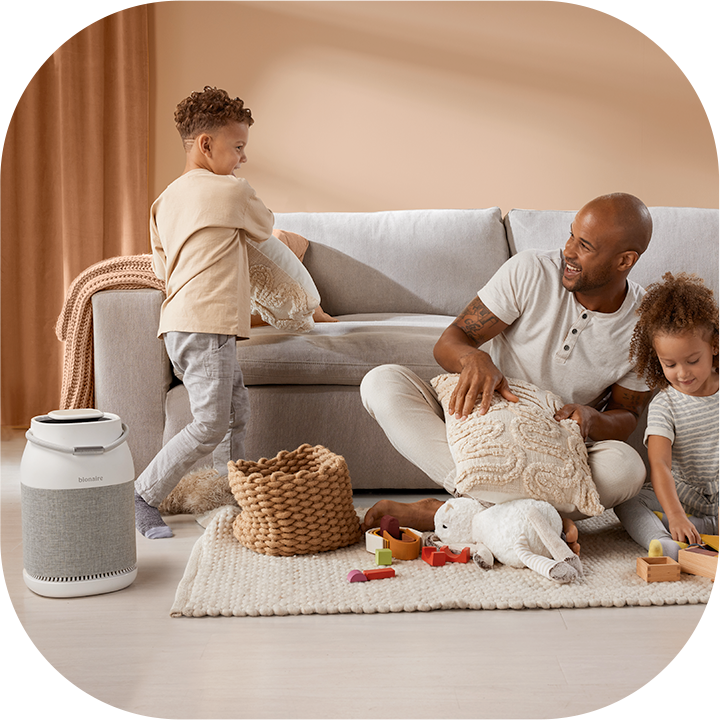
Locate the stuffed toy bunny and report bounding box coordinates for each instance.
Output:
[431,497,583,583]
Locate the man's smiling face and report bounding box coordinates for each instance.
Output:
[561,206,624,295]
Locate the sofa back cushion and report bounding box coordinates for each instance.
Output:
[504,206,719,296]
[273,208,508,317]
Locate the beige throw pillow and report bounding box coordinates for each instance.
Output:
[247,232,320,332]
[431,374,604,516]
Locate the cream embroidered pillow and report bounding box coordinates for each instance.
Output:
[431,374,604,516]
[247,233,320,332]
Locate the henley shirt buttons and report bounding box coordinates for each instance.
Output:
[557,311,592,360]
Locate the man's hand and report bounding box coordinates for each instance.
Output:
[449,349,518,419]
[434,297,517,419]
[554,403,599,440]
[555,386,651,442]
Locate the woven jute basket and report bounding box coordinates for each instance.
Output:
[228,444,362,556]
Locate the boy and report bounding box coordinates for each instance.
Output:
[134,86,274,538]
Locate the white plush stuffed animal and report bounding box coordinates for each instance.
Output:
[432,497,583,583]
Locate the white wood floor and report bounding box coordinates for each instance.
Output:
[2,427,717,719]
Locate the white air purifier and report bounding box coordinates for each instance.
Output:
[21,409,137,597]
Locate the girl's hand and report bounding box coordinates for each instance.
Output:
[667,512,702,545]
[647,435,701,546]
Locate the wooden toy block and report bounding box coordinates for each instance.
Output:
[678,546,717,580]
[363,567,396,581]
[347,569,368,583]
[422,546,447,566]
[379,515,401,540]
[636,556,681,583]
[439,546,471,563]
[375,548,392,566]
[383,529,421,560]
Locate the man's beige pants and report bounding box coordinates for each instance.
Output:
[360,364,646,520]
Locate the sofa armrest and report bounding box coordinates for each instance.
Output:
[92,289,171,477]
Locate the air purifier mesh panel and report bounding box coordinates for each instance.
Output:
[22,482,136,580]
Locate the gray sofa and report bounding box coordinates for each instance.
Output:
[91,206,718,490]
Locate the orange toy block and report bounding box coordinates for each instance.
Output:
[383,529,421,560]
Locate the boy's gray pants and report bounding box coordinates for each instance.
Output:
[135,331,250,507]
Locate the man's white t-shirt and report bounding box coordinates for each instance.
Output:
[479,249,649,407]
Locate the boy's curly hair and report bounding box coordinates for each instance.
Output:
[174,86,253,144]
[629,272,719,389]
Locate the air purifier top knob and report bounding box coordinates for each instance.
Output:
[48,409,105,422]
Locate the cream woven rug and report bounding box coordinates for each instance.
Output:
[170,506,713,617]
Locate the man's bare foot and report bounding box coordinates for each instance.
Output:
[562,518,581,556]
[361,498,445,533]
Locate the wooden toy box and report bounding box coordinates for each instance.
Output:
[636,556,681,583]
[678,547,717,580]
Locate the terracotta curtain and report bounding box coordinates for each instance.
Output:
[1,6,149,426]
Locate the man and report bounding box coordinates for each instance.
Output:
[360,193,654,537]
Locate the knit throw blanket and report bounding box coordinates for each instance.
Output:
[56,255,165,410]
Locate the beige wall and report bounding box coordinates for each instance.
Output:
[149,1,717,214]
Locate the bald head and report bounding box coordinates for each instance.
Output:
[580,193,653,256]
[563,193,653,310]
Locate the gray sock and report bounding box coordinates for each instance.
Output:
[135,492,173,539]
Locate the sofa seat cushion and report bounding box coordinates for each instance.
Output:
[237,313,453,385]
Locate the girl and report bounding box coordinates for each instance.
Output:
[615,272,718,559]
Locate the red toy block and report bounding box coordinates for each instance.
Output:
[440,546,471,564]
[347,569,368,583]
[422,546,447,566]
[363,567,396,581]
[422,545,471,566]
[379,515,401,540]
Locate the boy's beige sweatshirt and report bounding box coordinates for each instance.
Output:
[150,169,274,339]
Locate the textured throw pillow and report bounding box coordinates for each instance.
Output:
[247,232,320,332]
[431,374,604,516]
[272,228,309,261]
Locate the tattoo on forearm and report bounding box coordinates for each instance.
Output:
[454,298,500,344]
[608,387,651,418]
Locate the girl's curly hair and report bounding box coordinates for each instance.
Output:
[629,272,719,389]
[174,86,253,144]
